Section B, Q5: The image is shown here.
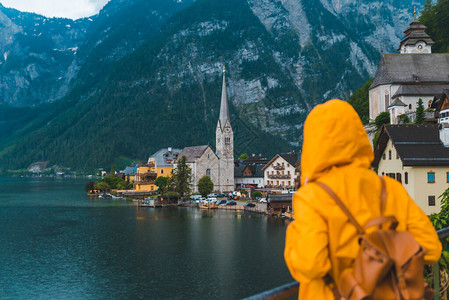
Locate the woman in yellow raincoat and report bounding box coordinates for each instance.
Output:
[284,99,442,299]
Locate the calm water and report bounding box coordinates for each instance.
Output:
[0,177,293,299]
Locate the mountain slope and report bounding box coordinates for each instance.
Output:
[0,4,91,106]
[0,0,426,171]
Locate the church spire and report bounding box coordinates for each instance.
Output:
[218,66,231,130]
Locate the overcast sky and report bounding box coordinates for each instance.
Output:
[1,0,110,19]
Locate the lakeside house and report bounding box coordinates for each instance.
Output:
[133,147,182,191]
[234,154,268,190]
[262,152,300,192]
[373,124,449,215]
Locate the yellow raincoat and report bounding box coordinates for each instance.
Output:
[284,99,442,299]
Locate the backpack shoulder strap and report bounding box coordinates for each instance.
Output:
[315,182,364,235]
[380,176,387,214]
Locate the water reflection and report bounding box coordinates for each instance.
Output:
[0,178,293,299]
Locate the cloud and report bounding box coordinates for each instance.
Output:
[1,0,110,19]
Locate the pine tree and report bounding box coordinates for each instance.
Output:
[171,156,192,198]
[415,98,425,124]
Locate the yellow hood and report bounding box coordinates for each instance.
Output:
[300,99,373,185]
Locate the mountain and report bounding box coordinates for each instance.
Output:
[0,0,426,172]
[0,4,91,106]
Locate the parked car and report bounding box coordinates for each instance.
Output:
[217,199,227,205]
[244,202,256,208]
[259,198,267,203]
[225,201,237,206]
[208,197,217,203]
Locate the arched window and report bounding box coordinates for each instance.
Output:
[409,104,412,110]
[206,169,211,177]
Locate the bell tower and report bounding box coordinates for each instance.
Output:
[216,66,234,192]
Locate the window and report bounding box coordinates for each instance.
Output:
[382,172,385,176]
[404,172,408,184]
[396,173,402,183]
[383,153,386,160]
[387,173,396,180]
[428,100,432,108]
[206,169,211,177]
[384,92,390,110]
[428,196,436,206]
[409,104,412,110]
[160,169,164,174]
[427,172,435,183]
[388,150,392,160]
[447,172,449,183]
[396,152,399,159]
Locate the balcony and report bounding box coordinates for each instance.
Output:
[135,172,157,183]
[273,165,284,170]
[268,174,291,179]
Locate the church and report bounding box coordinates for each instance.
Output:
[369,14,449,124]
[178,67,235,193]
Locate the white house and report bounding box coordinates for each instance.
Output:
[373,124,449,215]
[263,152,299,191]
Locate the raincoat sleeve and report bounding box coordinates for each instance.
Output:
[404,191,442,264]
[285,192,331,283]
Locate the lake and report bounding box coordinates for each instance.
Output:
[0,177,294,299]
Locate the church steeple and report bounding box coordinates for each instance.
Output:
[218,66,231,131]
[215,65,234,192]
[398,12,434,54]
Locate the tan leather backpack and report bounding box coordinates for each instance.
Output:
[317,177,434,300]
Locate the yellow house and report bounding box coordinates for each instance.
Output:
[134,147,182,192]
[373,124,449,215]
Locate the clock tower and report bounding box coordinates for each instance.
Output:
[216,66,234,192]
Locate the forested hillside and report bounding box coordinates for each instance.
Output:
[0,0,431,172]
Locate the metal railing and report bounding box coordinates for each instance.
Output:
[244,227,449,300]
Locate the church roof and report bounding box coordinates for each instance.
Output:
[388,98,407,108]
[217,70,231,130]
[370,54,449,89]
[373,124,449,167]
[179,145,210,163]
[398,19,434,48]
[398,19,434,51]
[392,84,449,98]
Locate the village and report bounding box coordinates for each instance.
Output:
[92,16,449,219]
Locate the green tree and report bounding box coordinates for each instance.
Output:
[397,114,410,124]
[428,187,449,298]
[347,78,373,124]
[171,156,192,198]
[252,191,262,199]
[154,176,170,195]
[238,153,249,160]
[374,111,390,129]
[110,165,115,176]
[95,181,110,191]
[420,0,449,53]
[198,175,214,197]
[415,98,425,124]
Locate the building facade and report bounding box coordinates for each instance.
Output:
[263,152,299,191]
[134,147,182,191]
[369,17,449,123]
[373,125,449,214]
